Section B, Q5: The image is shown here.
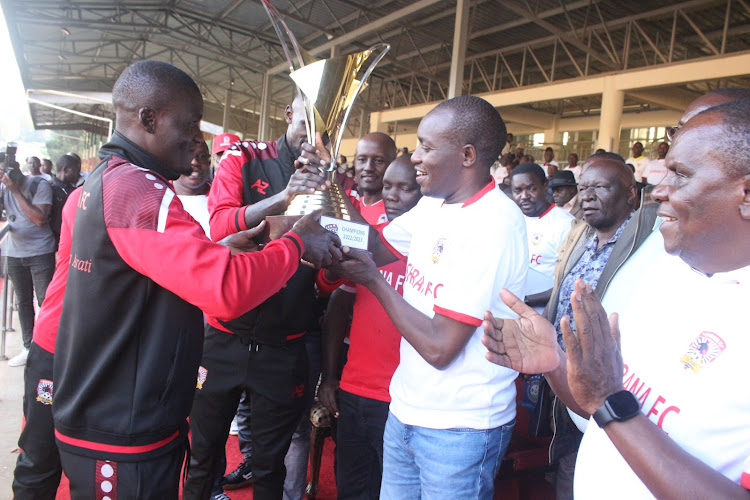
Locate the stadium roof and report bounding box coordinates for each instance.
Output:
[3,0,750,139]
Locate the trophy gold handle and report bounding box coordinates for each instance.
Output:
[331,43,390,166]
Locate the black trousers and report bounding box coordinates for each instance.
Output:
[59,446,185,500]
[5,254,55,348]
[13,342,61,500]
[335,390,390,500]
[183,325,307,500]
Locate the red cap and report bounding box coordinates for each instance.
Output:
[212,133,241,156]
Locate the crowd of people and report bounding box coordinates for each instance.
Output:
[2,59,748,500]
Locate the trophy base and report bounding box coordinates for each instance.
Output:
[259,214,370,251]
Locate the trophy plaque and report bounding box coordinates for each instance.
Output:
[261,0,390,250]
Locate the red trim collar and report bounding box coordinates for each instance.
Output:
[461,180,496,208]
[538,203,556,219]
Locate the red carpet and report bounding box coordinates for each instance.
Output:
[55,435,338,499]
[54,434,553,499]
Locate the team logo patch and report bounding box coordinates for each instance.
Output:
[36,379,53,405]
[680,331,726,373]
[531,233,543,246]
[251,179,269,195]
[196,366,208,390]
[431,238,446,264]
[377,213,388,224]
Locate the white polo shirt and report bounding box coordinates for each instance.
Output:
[524,205,574,311]
[642,158,667,185]
[382,181,528,430]
[574,231,750,498]
[626,156,650,182]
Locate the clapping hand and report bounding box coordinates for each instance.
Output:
[481,289,561,374]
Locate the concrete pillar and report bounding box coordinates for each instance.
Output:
[448,0,470,99]
[358,107,368,139]
[543,115,563,147]
[597,77,624,152]
[258,71,271,141]
[369,110,383,133]
[330,45,339,58]
[222,88,232,133]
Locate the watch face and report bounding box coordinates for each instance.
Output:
[606,390,641,419]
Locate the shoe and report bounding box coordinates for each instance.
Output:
[210,487,231,500]
[222,458,253,490]
[229,415,239,436]
[8,348,29,367]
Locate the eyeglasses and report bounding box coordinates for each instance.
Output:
[194,153,211,163]
[666,124,681,141]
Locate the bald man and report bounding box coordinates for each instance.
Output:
[51,61,340,499]
[347,131,397,225]
[483,95,750,499]
[543,153,649,499]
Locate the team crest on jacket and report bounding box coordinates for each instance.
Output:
[431,238,446,264]
[680,331,726,373]
[196,366,208,390]
[531,233,542,246]
[36,379,53,405]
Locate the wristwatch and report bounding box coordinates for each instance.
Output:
[592,390,641,427]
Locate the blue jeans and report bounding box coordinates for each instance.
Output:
[380,412,514,500]
[5,254,55,349]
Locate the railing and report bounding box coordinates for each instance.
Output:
[0,223,16,360]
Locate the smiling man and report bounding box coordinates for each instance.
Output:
[173,139,212,235]
[51,61,341,499]
[320,154,421,499]
[331,95,528,499]
[482,97,750,499]
[347,131,397,225]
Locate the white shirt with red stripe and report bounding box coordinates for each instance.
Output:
[382,181,528,430]
[574,231,750,498]
[524,204,574,311]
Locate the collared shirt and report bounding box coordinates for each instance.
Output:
[553,214,633,345]
[562,193,578,213]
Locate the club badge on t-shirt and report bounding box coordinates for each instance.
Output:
[680,331,726,373]
[431,238,446,264]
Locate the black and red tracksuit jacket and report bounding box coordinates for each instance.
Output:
[207,134,320,344]
[52,132,305,461]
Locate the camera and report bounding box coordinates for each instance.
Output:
[1,143,25,184]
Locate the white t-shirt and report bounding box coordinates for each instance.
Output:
[524,205,574,311]
[383,181,528,430]
[564,165,581,183]
[177,194,210,237]
[574,231,750,499]
[626,156,650,182]
[642,158,667,185]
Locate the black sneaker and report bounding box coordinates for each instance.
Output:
[210,487,231,500]
[222,459,253,490]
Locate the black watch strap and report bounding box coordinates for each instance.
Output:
[593,390,641,427]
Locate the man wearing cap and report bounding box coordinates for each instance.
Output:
[212,132,241,175]
[550,170,581,218]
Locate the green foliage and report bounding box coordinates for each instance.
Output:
[45,132,84,163]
